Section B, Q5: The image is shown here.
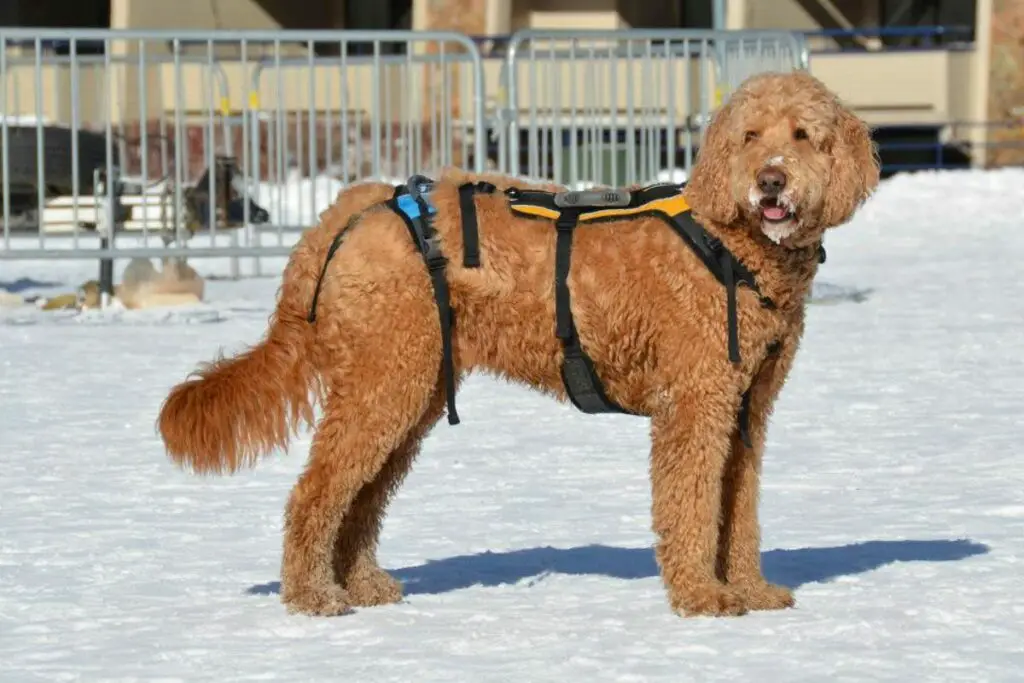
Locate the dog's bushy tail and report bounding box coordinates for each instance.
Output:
[157,294,317,475]
[157,180,399,475]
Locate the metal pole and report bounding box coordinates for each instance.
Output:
[99,237,115,305]
[713,0,726,30]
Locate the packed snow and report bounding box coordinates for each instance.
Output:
[1,167,1023,682]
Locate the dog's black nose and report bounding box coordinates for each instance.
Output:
[756,167,787,196]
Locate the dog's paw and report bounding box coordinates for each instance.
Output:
[734,579,795,611]
[671,583,749,617]
[281,584,354,617]
[344,566,404,607]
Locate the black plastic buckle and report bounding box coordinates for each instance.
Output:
[425,237,447,271]
[407,174,434,196]
[556,210,580,233]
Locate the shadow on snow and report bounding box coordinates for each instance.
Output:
[246,538,989,597]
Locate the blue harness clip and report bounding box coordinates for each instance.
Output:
[395,192,436,221]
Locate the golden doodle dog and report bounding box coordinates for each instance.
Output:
[158,71,879,618]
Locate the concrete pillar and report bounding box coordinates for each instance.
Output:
[415,0,488,34]
[968,0,993,168]
[724,0,746,29]
[485,0,513,36]
[985,0,1024,167]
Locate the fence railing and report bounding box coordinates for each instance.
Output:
[494,29,808,187]
[803,25,976,53]
[0,26,804,271]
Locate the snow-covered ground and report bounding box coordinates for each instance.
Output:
[1,168,1023,682]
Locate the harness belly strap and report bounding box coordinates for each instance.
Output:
[553,208,633,414]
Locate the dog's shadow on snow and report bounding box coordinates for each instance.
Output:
[246,538,988,597]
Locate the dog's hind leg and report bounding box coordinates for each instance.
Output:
[716,338,801,612]
[649,379,751,617]
[278,272,444,616]
[331,384,449,607]
[279,378,441,616]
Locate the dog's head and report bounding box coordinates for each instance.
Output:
[685,70,879,249]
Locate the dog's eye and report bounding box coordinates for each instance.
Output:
[744,130,759,144]
[793,127,809,141]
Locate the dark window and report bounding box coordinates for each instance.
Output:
[678,0,714,29]
[878,0,977,46]
[1,0,110,53]
[313,0,412,56]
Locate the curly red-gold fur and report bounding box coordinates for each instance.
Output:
[157,70,879,617]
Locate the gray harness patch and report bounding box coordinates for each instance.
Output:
[552,188,632,209]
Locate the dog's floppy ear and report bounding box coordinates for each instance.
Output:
[821,101,880,227]
[685,96,741,226]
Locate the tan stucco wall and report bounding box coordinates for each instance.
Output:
[110,0,335,31]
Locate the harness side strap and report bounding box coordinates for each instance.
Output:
[384,193,461,426]
[308,212,372,323]
[425,242,461,426]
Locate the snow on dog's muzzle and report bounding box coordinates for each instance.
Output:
[751,165,799,244]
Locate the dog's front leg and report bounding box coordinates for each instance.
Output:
[649,384,750,617]
[716,334,801,612]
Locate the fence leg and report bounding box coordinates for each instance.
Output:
[230,230,241,279]
[99,237,114,308]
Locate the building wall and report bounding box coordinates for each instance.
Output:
[110,0,335,30]
[744,0,819,31]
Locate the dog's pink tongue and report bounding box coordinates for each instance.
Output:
[763,206,788,221]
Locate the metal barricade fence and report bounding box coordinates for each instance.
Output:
[494,29,809,189]
[0,28,486,271]
[0,27,803,275]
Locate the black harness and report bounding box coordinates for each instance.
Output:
[502,183,770,413]
[308,175,822,447]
